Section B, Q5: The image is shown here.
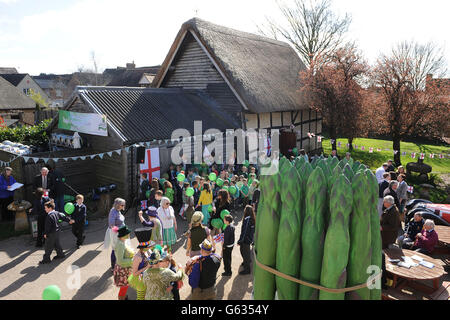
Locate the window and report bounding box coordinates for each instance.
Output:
[23,88,31,96]
[56,89,62,98]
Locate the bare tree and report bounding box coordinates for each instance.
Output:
[370,40,448,165]
[258,0,351,68]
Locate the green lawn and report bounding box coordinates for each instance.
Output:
[322,137,450,173]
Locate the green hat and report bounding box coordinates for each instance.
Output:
[117,225,131,238]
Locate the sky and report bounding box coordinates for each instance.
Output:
[0,0,449,76]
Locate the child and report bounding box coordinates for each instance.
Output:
[179,182,190,220]
[198,183,213,225]
[40,201,74,264]
[192,181,200,207]
[222,215,235,277]
[72,194,87,249]
[241,178,249,207]
[163,181,174,205]
[140,173,149,201]
[184,196,195,233]
[153,190,164,208]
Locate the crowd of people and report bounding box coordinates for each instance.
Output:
[105,162,260,300]
[375,159,439,254]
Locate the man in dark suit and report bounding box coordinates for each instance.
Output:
[48,164,65,212]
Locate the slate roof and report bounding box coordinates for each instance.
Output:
[54,86,240,144]
[154,18,307,113]
[0,76,36,110]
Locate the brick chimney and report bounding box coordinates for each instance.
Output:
[126,61,136,70]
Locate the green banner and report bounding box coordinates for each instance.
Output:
[58,110,108,136]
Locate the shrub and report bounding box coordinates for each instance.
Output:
[0,119,52,147]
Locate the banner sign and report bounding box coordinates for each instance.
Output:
[59,110,108,136]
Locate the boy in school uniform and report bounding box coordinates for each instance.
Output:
[40,201,74,264]
[221,215,235,277]
[72,195,87,249]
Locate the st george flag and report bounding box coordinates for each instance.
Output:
[361,146,365,151]
[369,147,373,153]
[429,154,435,159]
[439,154,444,159]
[377,148,382,152]
[407,186,414,193]
[420,153,425,160]
[140,148,161,181]
[411,153,416,159]
[317,136,322,143]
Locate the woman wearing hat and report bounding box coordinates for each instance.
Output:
[138,206,163,246]
[143,248,184,300]
[186,211,214,258]
[157,197,177,251]
[113,225,134,300]
[128,228,152,300]
[0,167,17,222]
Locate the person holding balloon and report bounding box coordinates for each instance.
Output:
[70,194,86,249]
[39,201,75,264]
[211,190,231,236]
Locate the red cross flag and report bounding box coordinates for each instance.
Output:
[411,153,416,159]
[439,154,444,159]
[369,147,373,153]
[429,154,435,159]
[317,136,322,143]
[420,153,425,160]
[407,186,414,193]
[377,148,382,152]
[361,146,365,151]
[140,148,160,181]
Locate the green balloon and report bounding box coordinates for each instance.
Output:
[208,172,217,181]
[146,190,151,198]
[222,186,229,191]
[177,173,185,182]
[292,147,298,156]
[64,202,75,215]
[216,178,224,187]
[211,218,223,230]
[42,285,61,300]
[229,186,237,195]
[208,205,213,213]
[220,209,230,220]
[243,160,250,167]
[186,187,194,197]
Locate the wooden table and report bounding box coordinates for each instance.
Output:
[435,225,450,246]
[384,248,446,294]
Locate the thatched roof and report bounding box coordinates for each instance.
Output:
[106,66,160,87]
[52,86,240,144]
[0,76,35,110]
[153,18,307,113]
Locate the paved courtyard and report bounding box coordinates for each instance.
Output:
[0,207,253,300]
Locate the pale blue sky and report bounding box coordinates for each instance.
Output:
[1,0,449,76]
